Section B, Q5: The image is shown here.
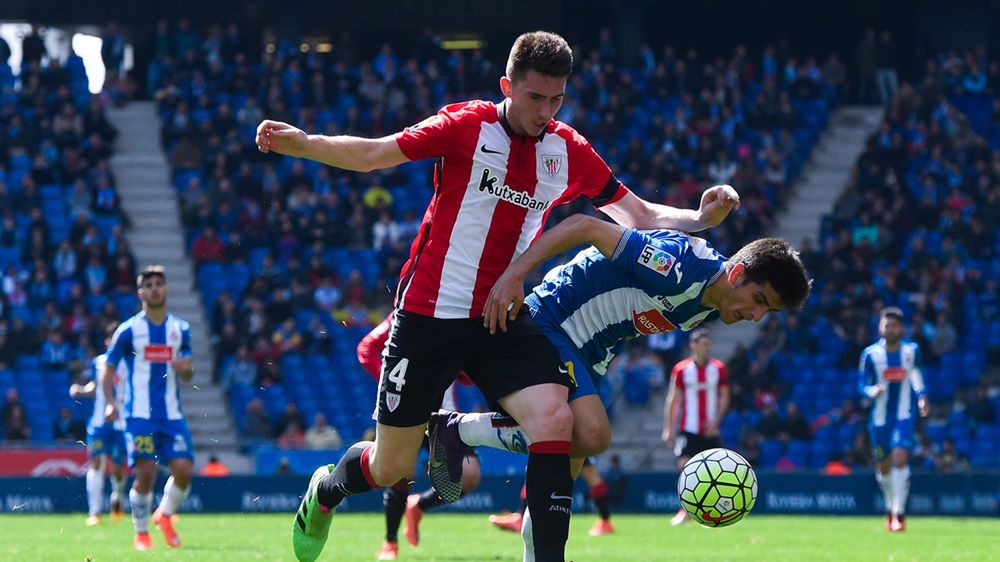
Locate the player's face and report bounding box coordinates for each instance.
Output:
[720,266,782,324]
[690,337,711,357]
[138,276,167,308]
[879,317,904,343]
[501,70,567,137]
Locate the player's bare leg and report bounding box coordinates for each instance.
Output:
[499,384,574,562]
[875,458,893,531]
[152,458,192,547]
[889,448,910,532]
[130,459,157,550]
[85,455,106,526]
[109,461,126,523]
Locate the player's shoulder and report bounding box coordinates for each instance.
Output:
[437,99,497,122]
[708,358,727,369]
[168,313,192,331]
[673,357,693,371]
[902,340,920,354]
[860,342,882,358]
[549,120,593,149]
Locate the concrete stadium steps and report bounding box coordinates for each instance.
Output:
[107,102,248,473]
[606,106,883,473]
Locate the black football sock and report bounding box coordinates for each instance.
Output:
[590,481,611,521]
[417,487,448,511]
[383,479,410,542]
[316,441,377,510]
[525,441,572,562]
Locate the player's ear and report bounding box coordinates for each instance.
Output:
[726,262,745,286]
[500,76,512,98]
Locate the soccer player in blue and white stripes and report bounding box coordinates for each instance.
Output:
[859,307,929,532]
[103,266,195,550]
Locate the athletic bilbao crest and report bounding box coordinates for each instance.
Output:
[542,154,562,178]
[386,392,401,412]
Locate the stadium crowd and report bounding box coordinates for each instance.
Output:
[1,21,996,476]
[0,36,136,442]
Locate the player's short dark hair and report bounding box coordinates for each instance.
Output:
[729,238,812,310]
[506,31,573,82]
[690,328,711,343]
[137,265,166,287]
[880,306,904,322]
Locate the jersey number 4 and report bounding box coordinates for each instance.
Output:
[386,358,409,392]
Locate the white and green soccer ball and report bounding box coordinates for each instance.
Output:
[677,448,757,527]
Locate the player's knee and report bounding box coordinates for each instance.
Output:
[368,454,413,487]
[572,422,611,457]
[536,401,574,442]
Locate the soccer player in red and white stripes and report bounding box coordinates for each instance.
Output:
[258,31,737,562]
[661,328,730,526]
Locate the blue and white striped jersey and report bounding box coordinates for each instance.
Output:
[859,339,926,425]
[87,354,126,430]
[526,228,726,376]
[105,311,192,421]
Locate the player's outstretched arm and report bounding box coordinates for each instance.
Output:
[69,381,97,399]
[484,214,625,333]
[255,119,409,172]
[602,185,740,232]
[101,361,119,423]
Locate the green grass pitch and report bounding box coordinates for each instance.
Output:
[0,513,996,561]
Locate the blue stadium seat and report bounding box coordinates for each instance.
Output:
[759,440,785,468]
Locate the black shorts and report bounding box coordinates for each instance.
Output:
[374,309,570,427]
[677,432,723,459]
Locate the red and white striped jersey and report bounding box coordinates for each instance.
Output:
[394,100,627,319]
[672,358,728,435]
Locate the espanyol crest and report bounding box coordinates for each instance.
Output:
[542,154,562,178]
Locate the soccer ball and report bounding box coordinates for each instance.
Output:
[676,448,757,527]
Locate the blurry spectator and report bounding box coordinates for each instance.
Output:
[0,334,14,369]
[604,455,628,506]
[938,438,969,472]
[40,330,72,369]
[931,315,957,357]
[53,406,86,442]
[2,389,29,441]
[53,240,78,280]
[313,276,341,311]
[199,455,230,477]
[846,430,873,467]
[242,398,271,439]
[101,22,126,74]
[875,30,898,103]
[785,402,812,441]
[966,385,996,424]
[275,457,291,475]
[274,401,306,438]
[755,395,785,439]
[271,318,303,356]
[278,420,306,449]
[304,413,343,450]
[221,345,257,390]
[855,29,877,104]
[21,26,46,66]
[912,434,940,469]
[192,226,226,263]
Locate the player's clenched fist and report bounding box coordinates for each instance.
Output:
[256,119,309,156]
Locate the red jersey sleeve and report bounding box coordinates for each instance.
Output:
[562,127,628,207]
[394,102,478,162]
[717,361,729,386]
[356,315,393,381]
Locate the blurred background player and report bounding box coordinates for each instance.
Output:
[69,323,128,526]
[859,307,929,532]
[356,313,482,560]
[489,458,614,536]
[103,266,196,550]
[661,328,730,526]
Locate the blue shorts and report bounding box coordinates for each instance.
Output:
[535,317,599,403]
[86,424,127,466]
[869,419,915,462]
[125,417,194,468]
